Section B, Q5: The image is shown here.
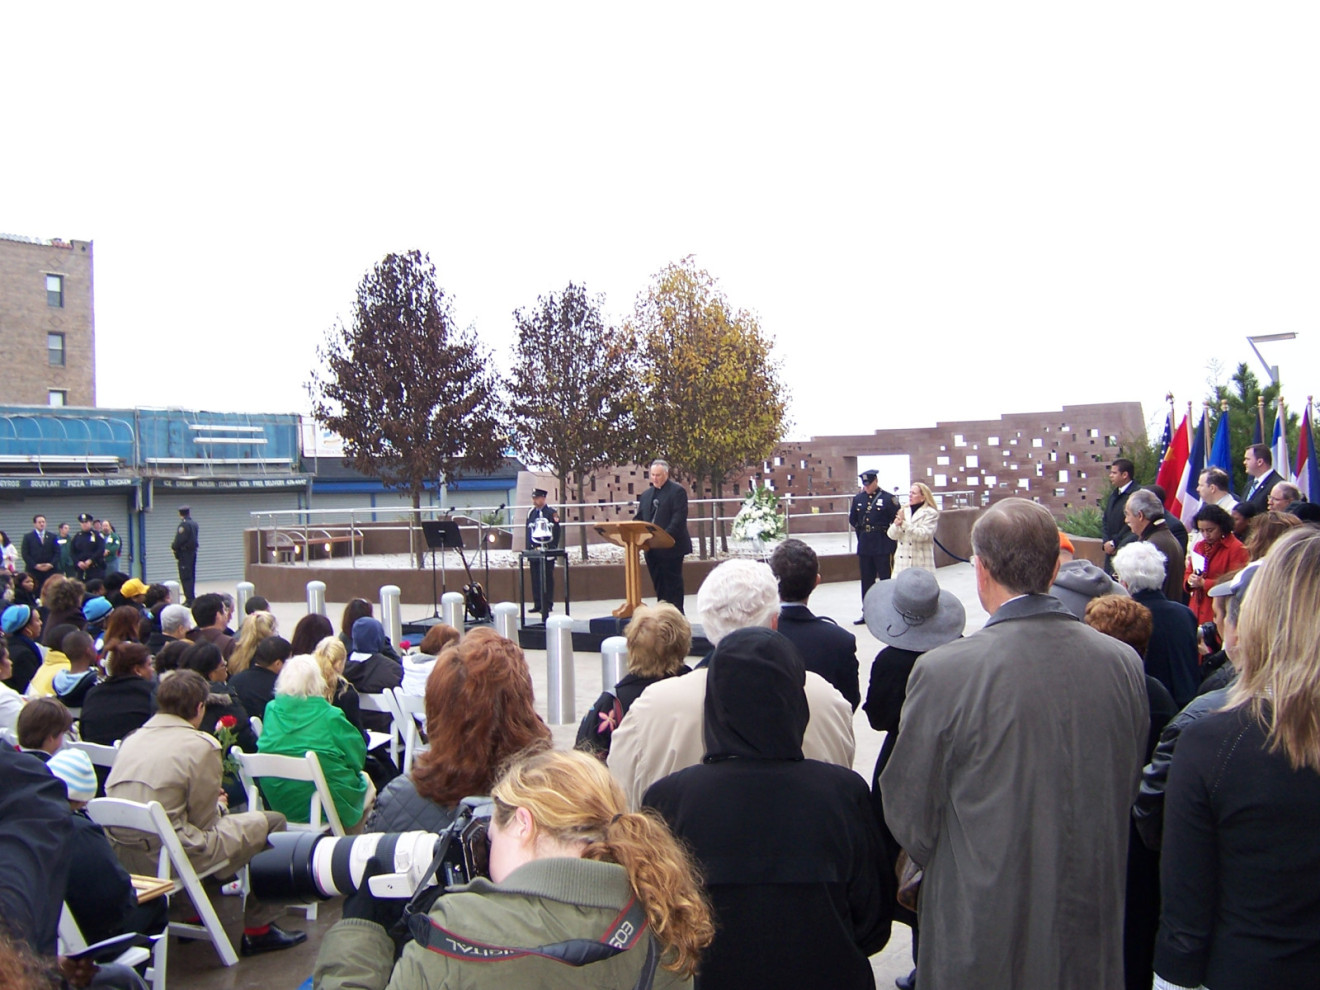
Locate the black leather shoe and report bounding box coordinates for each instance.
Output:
[853,616,867,625]
[895,968,917,990]
[240,924,307,956]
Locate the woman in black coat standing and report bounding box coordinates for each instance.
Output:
[1154,528,1320,990]
[645,626,892,990]
[861,568,965,990]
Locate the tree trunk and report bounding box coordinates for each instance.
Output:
[574,476,590,562]
[698,475,710,560]
[411,488,423,570]
[716,478,728,553]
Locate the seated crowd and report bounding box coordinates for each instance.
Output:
[2,484,1318,990]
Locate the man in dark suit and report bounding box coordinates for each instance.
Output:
[635,459,692,612]
[769,538,859,710]
[20,514,58,593]
[1124,489,1186,604]
[1102,458,1138,573]
[1242,443,1283,512]
[1144,485,1188,553]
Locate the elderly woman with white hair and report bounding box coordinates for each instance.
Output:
[607,559,856,810]
[1113,541,1201,708]
[256,654,375,830]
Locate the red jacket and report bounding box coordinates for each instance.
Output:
[1185,534,1249,623]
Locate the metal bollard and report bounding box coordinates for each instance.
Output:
[306,580,326,616]
[545,615,576,724]
[235,581,255,627]
[601,636,628,693]
[492,602,519,641]
[163,580,182,605]
[380,585,402,651]
[441,592,465,632]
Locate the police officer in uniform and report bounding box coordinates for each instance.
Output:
[70,512,106,582]
[848,470,898,624]
[171,505,199,606]
[526,488,561,620]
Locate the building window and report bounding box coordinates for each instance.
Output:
[48,390,67,407]
[46,274,63,308]
[48,333,65,366]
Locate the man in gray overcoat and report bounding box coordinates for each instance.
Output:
[881,499,1148,990]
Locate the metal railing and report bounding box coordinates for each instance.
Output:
[249,488,981,565]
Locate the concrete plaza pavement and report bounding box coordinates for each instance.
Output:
[175,559,988,988]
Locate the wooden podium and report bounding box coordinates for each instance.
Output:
[594,521,675,618]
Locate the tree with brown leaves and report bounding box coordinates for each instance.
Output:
[307,250,506,565]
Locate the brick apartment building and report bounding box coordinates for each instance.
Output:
[0,234,95,407]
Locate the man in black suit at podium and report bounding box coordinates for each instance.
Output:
[635,459,693,612]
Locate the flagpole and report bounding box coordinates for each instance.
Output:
[1257,395,1266,443]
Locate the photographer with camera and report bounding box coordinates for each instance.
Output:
[314,748,714,989]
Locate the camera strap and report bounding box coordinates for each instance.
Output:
[407,894,650,967]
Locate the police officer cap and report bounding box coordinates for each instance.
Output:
[178,505,191,515]
[77,512,93,523]
[531,489,548,499]
[859,470,878,483]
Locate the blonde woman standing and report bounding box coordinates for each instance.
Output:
[1154,527,1320,989]
[887,483,940,574]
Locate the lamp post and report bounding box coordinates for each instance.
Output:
[1246,332,1298,386]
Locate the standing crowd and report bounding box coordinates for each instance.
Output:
[3,459,1318,990]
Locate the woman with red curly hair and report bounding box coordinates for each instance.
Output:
[364,627,551,834]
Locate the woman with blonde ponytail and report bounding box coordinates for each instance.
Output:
[315,747,713,990]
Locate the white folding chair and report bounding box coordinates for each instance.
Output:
[390,687,428,775]
[85,797,239,967]
[59,903,164,990]
[231,748,350,837]
[248,714,263,738]
[357,691,400,764]
[69,738,120,768]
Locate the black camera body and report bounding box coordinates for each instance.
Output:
[249,797,493,903]
[1199,621,1222,655]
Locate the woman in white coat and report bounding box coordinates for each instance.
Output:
[887,483,940,575]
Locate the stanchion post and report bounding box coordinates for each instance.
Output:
[601,636,628,694]
[545,615,576,724]
[235,581,255,627]
[441,592,465,632]
[306,580,326,616]
[492,602,518,641]
[380,585,402,651]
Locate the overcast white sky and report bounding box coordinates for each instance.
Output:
[4,3,1317,445]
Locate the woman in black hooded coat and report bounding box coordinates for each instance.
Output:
[643,626,892,990]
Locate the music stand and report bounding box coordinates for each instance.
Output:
[420,520,464,619]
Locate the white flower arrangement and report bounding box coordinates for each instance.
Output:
[730,485,787,544]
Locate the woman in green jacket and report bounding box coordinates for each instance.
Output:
[315,748,714,989]
[257,654,372,830]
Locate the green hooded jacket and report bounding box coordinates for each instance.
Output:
[256,693,367,828]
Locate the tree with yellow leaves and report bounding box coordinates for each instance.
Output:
[629,257,789,556]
